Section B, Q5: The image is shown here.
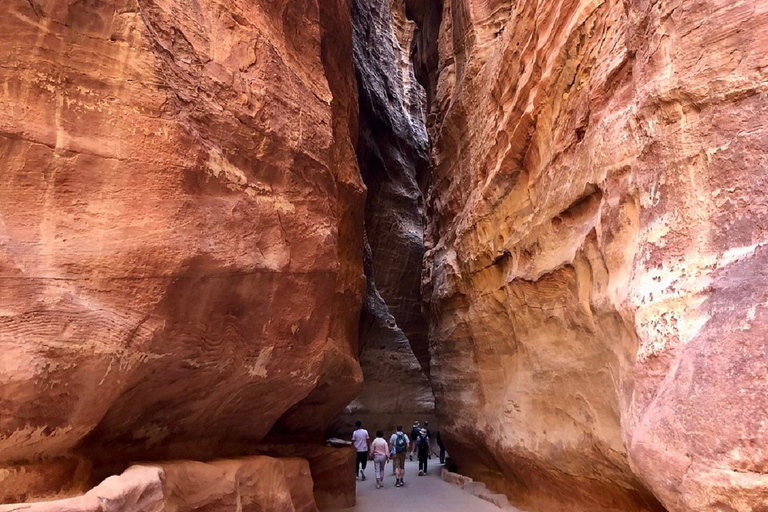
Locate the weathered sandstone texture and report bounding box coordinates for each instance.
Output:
[355,0,432,374]
[0,457,90,504]
[331,237,435,436]
[254,444,356,510]
[0,0,362,500]
[0,456,318,512]
[331,0,436,435]
[421,0,768,511]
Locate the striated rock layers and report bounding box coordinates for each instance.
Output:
[331,0,436,435]
[421,0,768,511]
[0,0,363,506]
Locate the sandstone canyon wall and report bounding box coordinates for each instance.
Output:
[420,0,768,511]
[0,0,362,506]
[330,0,436,436]
[3,0,768,511]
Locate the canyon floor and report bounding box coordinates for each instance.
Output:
[330,460,523,512]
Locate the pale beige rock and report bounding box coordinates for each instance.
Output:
[253,443,357,511]
[0,0,363,499]
[0,466,165,512]
[441,468,473,488]
[421,0,768,511]
[0,456,318,512]
[161,457,318,512]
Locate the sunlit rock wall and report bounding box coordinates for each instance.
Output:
[0,0,363,502]
[421,0,768,511]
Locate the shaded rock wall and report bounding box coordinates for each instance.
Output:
[354,0,432,375]
[0,0,362,502]
[420,0,768,511]
[331,0,436,435]
[330,236,435,436]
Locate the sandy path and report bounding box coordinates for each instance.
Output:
[328,458,511,512]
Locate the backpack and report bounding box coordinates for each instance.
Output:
[395,432,407,453]
[418,435,429,450]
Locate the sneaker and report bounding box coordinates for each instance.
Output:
[418,471,424,476]
[360,472,366,481]
[377,482,382,489]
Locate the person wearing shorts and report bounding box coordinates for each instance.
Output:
[389,425,410,487]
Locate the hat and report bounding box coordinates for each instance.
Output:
[420,428,427,436]
[413,421,419,425]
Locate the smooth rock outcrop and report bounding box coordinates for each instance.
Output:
[0,0,363,498]
[254,444,357,511]
[421,0,768,511]
[0,456,318,512]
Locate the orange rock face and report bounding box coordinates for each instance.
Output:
[0,0,363,495]
[421,0,768,511]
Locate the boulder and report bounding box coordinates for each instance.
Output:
[0,456,318,512]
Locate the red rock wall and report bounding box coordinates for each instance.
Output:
[0,0,363,500]
[421,0,768,511]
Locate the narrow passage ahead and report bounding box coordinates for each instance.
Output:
[329,459,520,512]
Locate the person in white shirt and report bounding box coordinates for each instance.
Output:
[388,425,410,487]
[352,420,370,480]
[368,429,390,488]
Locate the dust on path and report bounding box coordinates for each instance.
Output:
[328,459,513,512]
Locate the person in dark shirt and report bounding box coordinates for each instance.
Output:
[416,428,430,475]
[409,421,420,461]
[436,430,446,464]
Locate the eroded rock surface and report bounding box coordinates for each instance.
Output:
[0,0,362,498]
[420,0,768,511]
[331,0,435,434]
[354,0,431,374]
[254,443,356,510]
[331,237,435,436]
[0,456,318,512]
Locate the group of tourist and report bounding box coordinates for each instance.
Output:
[351,420,446,489]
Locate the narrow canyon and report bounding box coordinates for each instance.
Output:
[1,1,767,512]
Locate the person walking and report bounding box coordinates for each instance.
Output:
[389,425,410,487]
[423,421,433,459]
[409,421,420,461]
[352,420,370,481]
[369,429,390,488]
[417,427,430,475]
[436,430,446,464]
